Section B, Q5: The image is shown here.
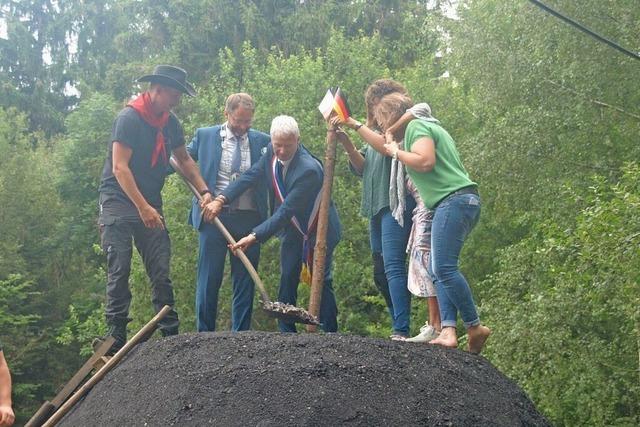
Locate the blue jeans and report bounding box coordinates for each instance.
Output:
[430,193,481,329]
[370,200,414,336]
[195,211,262,332]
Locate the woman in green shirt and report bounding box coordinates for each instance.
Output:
[375,92,491,354]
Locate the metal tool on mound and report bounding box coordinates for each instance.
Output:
[169,156,319,326]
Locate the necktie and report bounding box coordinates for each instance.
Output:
[275,159,284,182]
[231,135,242,174]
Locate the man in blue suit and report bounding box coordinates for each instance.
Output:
[187,93,270,331]
[202,115,341,333]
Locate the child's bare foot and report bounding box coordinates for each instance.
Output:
[467,325,491,354]
[429,326,458,348]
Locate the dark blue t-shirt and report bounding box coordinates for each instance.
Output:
[98,107,184,221]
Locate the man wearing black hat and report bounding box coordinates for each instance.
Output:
[96,65,211,354]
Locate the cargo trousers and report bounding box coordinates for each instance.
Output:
[100,218,179,335]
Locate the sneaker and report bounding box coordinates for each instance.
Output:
[406,323,439,343]
[390,334,407,342]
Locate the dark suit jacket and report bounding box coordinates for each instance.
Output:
[186,125,270,230]
[222,143,341,245]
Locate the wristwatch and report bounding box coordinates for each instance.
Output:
[354,122,363,131]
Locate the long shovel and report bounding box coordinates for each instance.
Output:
[169,156,319,325]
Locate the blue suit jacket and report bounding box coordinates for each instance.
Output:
[186,125,270,230]
[222,143,341,245]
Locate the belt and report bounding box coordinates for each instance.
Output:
[433,185,479,209]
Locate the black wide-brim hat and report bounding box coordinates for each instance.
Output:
[136,65,196,97]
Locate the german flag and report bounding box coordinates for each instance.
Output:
[333,87,351,121]
[318,87,351,121]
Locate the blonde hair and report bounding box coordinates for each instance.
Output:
[224,93,255,113]
[374,92,413,131]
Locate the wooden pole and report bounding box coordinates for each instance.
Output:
[41,305,172,427]
[307,130,338,332]
[25,337,115,427]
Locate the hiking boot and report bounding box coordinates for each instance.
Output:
[160,327,178,337]
[406,322,439,343]
[92,319,129,356]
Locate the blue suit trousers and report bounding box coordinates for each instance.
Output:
[277,231,338,333]
[195,211,262,332]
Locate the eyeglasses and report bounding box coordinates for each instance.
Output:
[228,112,253,126]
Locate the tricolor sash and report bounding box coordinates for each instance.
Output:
[271,155,322,284]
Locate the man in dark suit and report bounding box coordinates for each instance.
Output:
[187,93,270,331]
[202,115,341,333]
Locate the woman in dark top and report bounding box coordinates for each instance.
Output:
[331,80,421,340]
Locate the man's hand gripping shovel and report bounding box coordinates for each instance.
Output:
[169,156,319,326]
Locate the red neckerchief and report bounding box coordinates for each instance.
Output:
[128,92,169,167]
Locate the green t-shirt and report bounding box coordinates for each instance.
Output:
[350,145,392,218]
[404,119,476,209]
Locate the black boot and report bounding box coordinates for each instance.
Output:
[93,319,129,356]
[159,308,179,337]
[160,327,178,337]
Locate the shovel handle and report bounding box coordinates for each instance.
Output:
[169,157,272,303]
[212,217,271,303]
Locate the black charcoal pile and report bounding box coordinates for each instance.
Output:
[60,332,549,426]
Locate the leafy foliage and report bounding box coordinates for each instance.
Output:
[0,1,638,425]
[481,165,640,425]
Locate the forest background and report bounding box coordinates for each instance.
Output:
[0,0,638,425]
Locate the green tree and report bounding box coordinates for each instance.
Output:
[481,164,640,425]
[0,107,88,421]
[445,0,640,276]
[51,93,120,356]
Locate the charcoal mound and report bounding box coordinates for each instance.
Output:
[60,332,549,426]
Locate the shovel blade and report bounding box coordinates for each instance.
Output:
[261,301,320,325]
